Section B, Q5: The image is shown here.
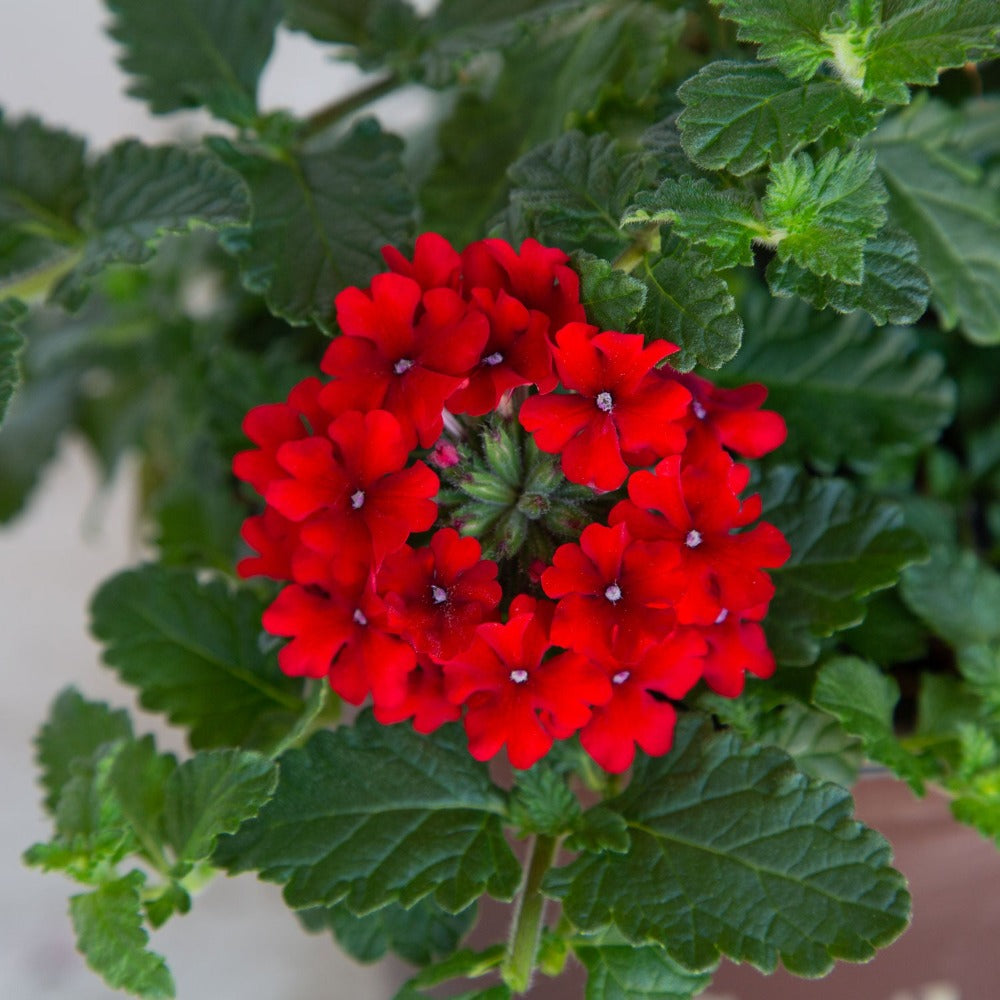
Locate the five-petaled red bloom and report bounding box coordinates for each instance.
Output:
[234,233,790,772]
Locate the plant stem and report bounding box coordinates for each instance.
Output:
[304,72,401,136]
[501,834,558,994]
[612,223,659,273]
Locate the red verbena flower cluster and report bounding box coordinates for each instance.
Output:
[234,234,790,772]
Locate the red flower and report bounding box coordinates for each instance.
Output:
[373,653,461,733]
[236,507,302,581]
[686,602,775,697]
[378,528,502,661]
[265,409,439,567]
[321,273,489,447]
[519,323,691,491]
[381,232,462,292]
[444,604,611,769]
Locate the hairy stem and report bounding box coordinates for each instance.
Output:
[502,834,558,994]
[304,73,401,136]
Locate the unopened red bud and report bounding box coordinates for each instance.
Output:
[429,440,461,468]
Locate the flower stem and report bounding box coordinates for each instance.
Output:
[501,834,558,994]
[304,73,401,136]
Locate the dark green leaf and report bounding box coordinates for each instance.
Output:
[509,761,580,836]
[575,935,713,1000]
[163,749,278,863]
[214,712,520,914]
[567,806,631,855]
[89,565,305,749]
[211,120,414,329]
[813,656,927,791]
[720,298,953,471]
[757,702,863,787]
[105,0,283,123]
[70,872,174,999]
[0,298,26,426]
[957,645,1000,716]
[573,252,648,330]
[405,943,506,992]
[677,60,881,175]
[760,467,929,665]
[544,714,910,975]
[762,148,887,284]
[636,235,742,370]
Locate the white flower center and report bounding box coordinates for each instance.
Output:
[394,357,414,374]
[714,608,728,625]
[612,670,630,685]
[353,608,368,626]
[483,352,504,366]
[604,583,622,603]
[350,489,365,509]
[685,529,702,548]
[595,391,614,413]
[692,400,707,420]
[510,669,529,684]
[431,585,448,604]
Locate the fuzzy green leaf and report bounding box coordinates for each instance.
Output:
[163,749,278,863]
[677,60,881,175]
[636,235,743,370]
[813,656,928,791]
[760,467,929,665]
[720,298,953,471]
[509,762,580,836]
[766,224,929,324]
[211,120,414,329]
[70,872,174,999]
[89,565,305,749]
[572,251,648,330]
[105,0,283,123]
[214,712,520,914]
[873,99,1000,344]
[576,935,713,1000]
[763,148,887,284]
[623,176,765,268]
[544,714,910,975]
[108,737,176,864]
[0,298,26,427]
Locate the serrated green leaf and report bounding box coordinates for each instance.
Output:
[623,176,765,268]
[951,778,1000,845]
[760,467,929,665]
[55,142,249,308]
[105,0,283,123]
[35,688,133,815]
[572,251,647,330]
[211,120,414,329]
[300,897,475,966]
[89,565,306,749]
[720,297,953,471]
[901,545,1000,648]
[766,224,929,324]
[636,235,742,371]
[544,714,910,975]
[509,761,580,836]
[283,0,418,51]
[405,943,507,992]
[214,712,520,914]
[566,806,630,856]
[758,702,863,787]
[957,645,1000,716]
[108,736,176,866]
[0,298,26,426]
[163,749,277,863]
[872,99,1000,344]
[500,132,653,257]
[677,60,882,176]
[575,936,713,1000]
[70,872,174,999]
[813,656,927,790]
[763,148,887,284]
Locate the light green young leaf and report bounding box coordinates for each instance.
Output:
[508,761,580,836]
[89,565,306,749]
[544,714,910,975]
[214,712,520,914]
[760,467,929,665]
[105,0,283,123]
[872,99,1000,344]
[813,656,928,791]
[0,298,25,426]
[763,147,887,284]
[108,736,176,866]
[677,60,882,175]
[572,251,648,330]
[623,176,765,268]
[575,934,714,1000]
[211,120,414,329]
[720,298,953,471]
[163,749,278,863]
[70,871,174,999]
[637,235,742,370]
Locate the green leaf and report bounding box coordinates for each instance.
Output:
[214,712,520,914]
[813,656,927,791]
[211,120,414,329]
[763,148,887,284]
[544,714,910,975]
[500,132,653,258]
[636,235,743,371]
[623,176,765,268]
[70,872,174,999]
[0,298,25,426]
[509,761,580,836]
[105,0,283,123]
[573,252,648,330]
[89,565,306,749]
[56,142,249,307]
[957,645,1000,716]
[405,943,507,992]
[872,99,1000,344]
[677,60,882,176]
[300,897,475,966]
[163,749,278,863]
[35,688,133,815]
[758,702,863,787]
[108,736,177,865]
[720,297,953,471]
[760,467,929,665]
[575,935,713,1000]
[566,806,631,856]
[901,545,1000,648]
[766,224,929,324]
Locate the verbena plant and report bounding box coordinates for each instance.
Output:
[3,1,1000,997]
